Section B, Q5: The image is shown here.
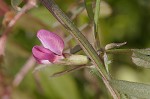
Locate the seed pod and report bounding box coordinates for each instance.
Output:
[65,55,89,65]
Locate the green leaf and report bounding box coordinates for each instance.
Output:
[94,0,101,32]
[132,49,150,68]
[85,0,112,20]
[111,80,150,99]
[94,0,101,47]
[93,0,101,49]
[50,65,86,78]
[11,0,23,11]
[132,49,150,55]
[84,0,94,21]
[128,96,138,99]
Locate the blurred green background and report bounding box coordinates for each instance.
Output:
[0,0,150,99]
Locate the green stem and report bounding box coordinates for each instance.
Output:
[39,0,119,98]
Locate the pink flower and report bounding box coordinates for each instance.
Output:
[32,29,64,64]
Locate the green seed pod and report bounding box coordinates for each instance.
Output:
[65,55,89,65]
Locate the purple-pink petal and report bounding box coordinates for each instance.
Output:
[37,29,64,55]
[32,45,56,63]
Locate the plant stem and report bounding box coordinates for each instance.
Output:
[13,56,36,87]
[39,0,120,98]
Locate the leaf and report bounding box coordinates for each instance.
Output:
[85,0,112,20]
[11,0,23,11]
[132,49,150,55]
[94,0,101,41]
[111,80,150,99]
[128,96,138,99]
[132,49,150,68]
[50,65,86,78]
[84,0,94,21]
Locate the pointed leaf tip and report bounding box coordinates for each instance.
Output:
[37,29,64,55]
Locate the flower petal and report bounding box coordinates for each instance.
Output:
[37,29,64,55]
[32,46,56,64]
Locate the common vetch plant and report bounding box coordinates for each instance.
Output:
[7,0,150,99]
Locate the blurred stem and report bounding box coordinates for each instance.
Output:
[84,0,96,48]
[39,0,119,98]
[0,0,36,56]
[68,2,85,20]
[84,0,94,21]
[94,0,101,49]
[13,56,36,87]
[3,0,36,36]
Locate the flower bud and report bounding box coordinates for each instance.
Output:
[105,42,127,50]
